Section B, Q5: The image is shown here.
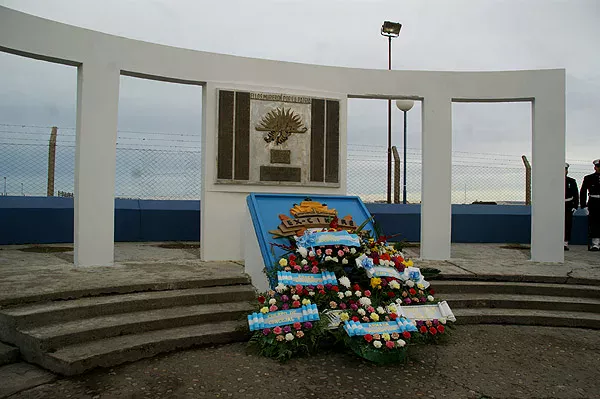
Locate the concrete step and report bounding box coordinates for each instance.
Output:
[1,285,256,329]
[39,320,248,376]
[430,273,600,286]
[441,293,600,313]
[0,275,252,307]
[19,301,254,351]
[433,281,600,298]
[454,308,600,329]
[0,342,19,366]
[0,362,56,398]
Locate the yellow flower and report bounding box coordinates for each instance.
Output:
[260,307,269,314]
[370,278,382,289]
[417,283,424,289]
[340,312,350,322]
[388,304,397,313]
[279,258,288,267]
[382,333,391,341]
[370,313,379,321]
[301,298,311,306]
[404,259,414,267]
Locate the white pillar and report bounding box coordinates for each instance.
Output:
[74,62,120,266]
[420,96,452,260]
[531,95,565,262]
[200,83,215,261]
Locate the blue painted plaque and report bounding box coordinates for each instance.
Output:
[246,194,376,286]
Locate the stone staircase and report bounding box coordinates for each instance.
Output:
[0,279,256,376]
[433,278,600,329]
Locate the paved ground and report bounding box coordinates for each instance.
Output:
[6,325,599,399]
[0,242,598,305]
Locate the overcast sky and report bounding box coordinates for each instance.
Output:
[0,0,598,199]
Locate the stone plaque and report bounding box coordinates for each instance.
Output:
[217,90,340,186]
[270,149,291,164]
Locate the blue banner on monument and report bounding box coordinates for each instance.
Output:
[248,304,320,331]
[343,318,418,337]
[277,271,338,286]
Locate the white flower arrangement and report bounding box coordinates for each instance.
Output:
[344,290,352,297]
[354,290,362,297]
[359,297,372,307]
[275,283,288,293]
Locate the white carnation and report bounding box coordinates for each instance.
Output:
[269,298,277,305]
[396,339,406,347]
[354,290,362,297]
[333,257,339,263]
[440,318,447,325]
[285,333,294,341]
[359,297,372,307]
[358,308,366,316]
[324,256,332,262]
[373,340,382,349]
[389,280,400,289]
[342,258,349,265]
[309,291,315,296]
[338,292,345,300]
[345,290,352,297]
[297,247,308,258]
[309,250,315,257]
[338,276,351,288]
[292,295,300,301]
[427,295,434,302]
[301,259,308,266]
[376,306,385,314]
[275,283,287,293]
[350,248,356,254]
[406,280,415,288]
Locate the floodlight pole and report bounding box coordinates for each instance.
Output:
[387,35,392,204]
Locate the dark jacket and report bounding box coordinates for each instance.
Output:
[580,172,600,208]
[566,176,579,210]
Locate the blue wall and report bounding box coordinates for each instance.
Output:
[0,197,200,244]
[0,197,589,245]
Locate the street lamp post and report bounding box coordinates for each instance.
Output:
[381,21,402,204]
[396,100,414,204]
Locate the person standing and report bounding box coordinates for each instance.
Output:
[580,159,600,251]
[564,163,579,250]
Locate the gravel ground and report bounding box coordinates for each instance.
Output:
[11,325,600,399]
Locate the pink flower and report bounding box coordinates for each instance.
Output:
[386,341,395,349]
[350,303,358,310]
[295,284,303,292]
[269,305,278,312]
[316,249,322,256]
[282,303,289,310]
[311,266,319,274]
[293,322,302,330]
[317,285,324,290]
[273,326,282,334]
[284,267,291,271]
[294,265,302,271]
[364,290,371,297]
[303,265,310,271]
[303,322,313,329]
[262,328,271,335]
[367,306,375,313]
[325,248,333,255]
[337,250,344,257]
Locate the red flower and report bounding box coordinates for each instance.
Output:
[409,288,417,296]
[312,260,318,267]
[331,286,339,292]
[380,253,391,261]
[389,313,398,320]
[352,316,359,322]
[348,299,356,305]
[257,296,266,304]
[419,326,427,334]
[293,322,302,330]
[364,290,371,297]
[318,290,326,295]
[437,325,445,334]
[289,254,296,261]
[353,284,361,291]
[364,334,373,343]
[429,327,437,335]
[329,217,338,229]
[429,289,435,295]
[402,331,411,339]
[377,235,386,243]
[387,292,395,298]
[292,301,301,308]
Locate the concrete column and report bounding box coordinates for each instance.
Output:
[200,83,215,261]
[531,95,565,262]
[420,96,452,260]
[74,62,120,266]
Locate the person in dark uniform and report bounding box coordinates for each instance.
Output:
[564,163,579,250]
[580,159,600,251]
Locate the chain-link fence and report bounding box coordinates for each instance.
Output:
[1,124,595,203]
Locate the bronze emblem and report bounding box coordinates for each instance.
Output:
[255,107,307,144]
